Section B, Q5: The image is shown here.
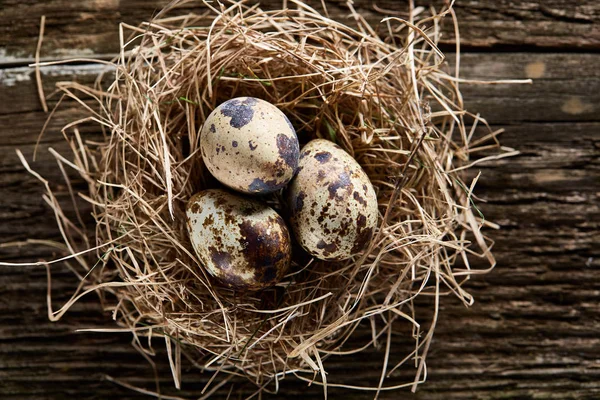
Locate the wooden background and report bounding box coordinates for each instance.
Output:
[1,1,599,398]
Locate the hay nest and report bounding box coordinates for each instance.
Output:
[23,0,512,396]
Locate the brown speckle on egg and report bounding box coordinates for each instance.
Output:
[219,97,258,128]
[202,213,215,228]
[352,225,374,254]
[317,170,326,182]
[314,151,332,163]
[316,240,338,257]
[276,133,300,168]
[208,246,232,269]
[248,177,284,193]
[238,217,289,283]
[190,202,201,214]
[353,191,367,206]
[327,170,353,200]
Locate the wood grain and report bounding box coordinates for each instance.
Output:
[1,1,599,399]
[1,0,600,66]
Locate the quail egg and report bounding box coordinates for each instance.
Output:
[200,97,299,195]
[186,189,291,290]
[287,139,378,261]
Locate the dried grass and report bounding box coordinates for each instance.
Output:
[8,0,525,397]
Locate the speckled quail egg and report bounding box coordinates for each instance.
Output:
[286,139,378,261]
[186,189,291,290]
[200,97,299,195]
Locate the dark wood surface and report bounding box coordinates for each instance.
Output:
[1,1,599,399]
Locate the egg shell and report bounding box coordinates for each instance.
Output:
[200,97,299,195]
[186,189,291,290]
[287,139,378,261]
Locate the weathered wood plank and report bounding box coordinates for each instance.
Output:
[1,0,599,66]
[1,52,599,120]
